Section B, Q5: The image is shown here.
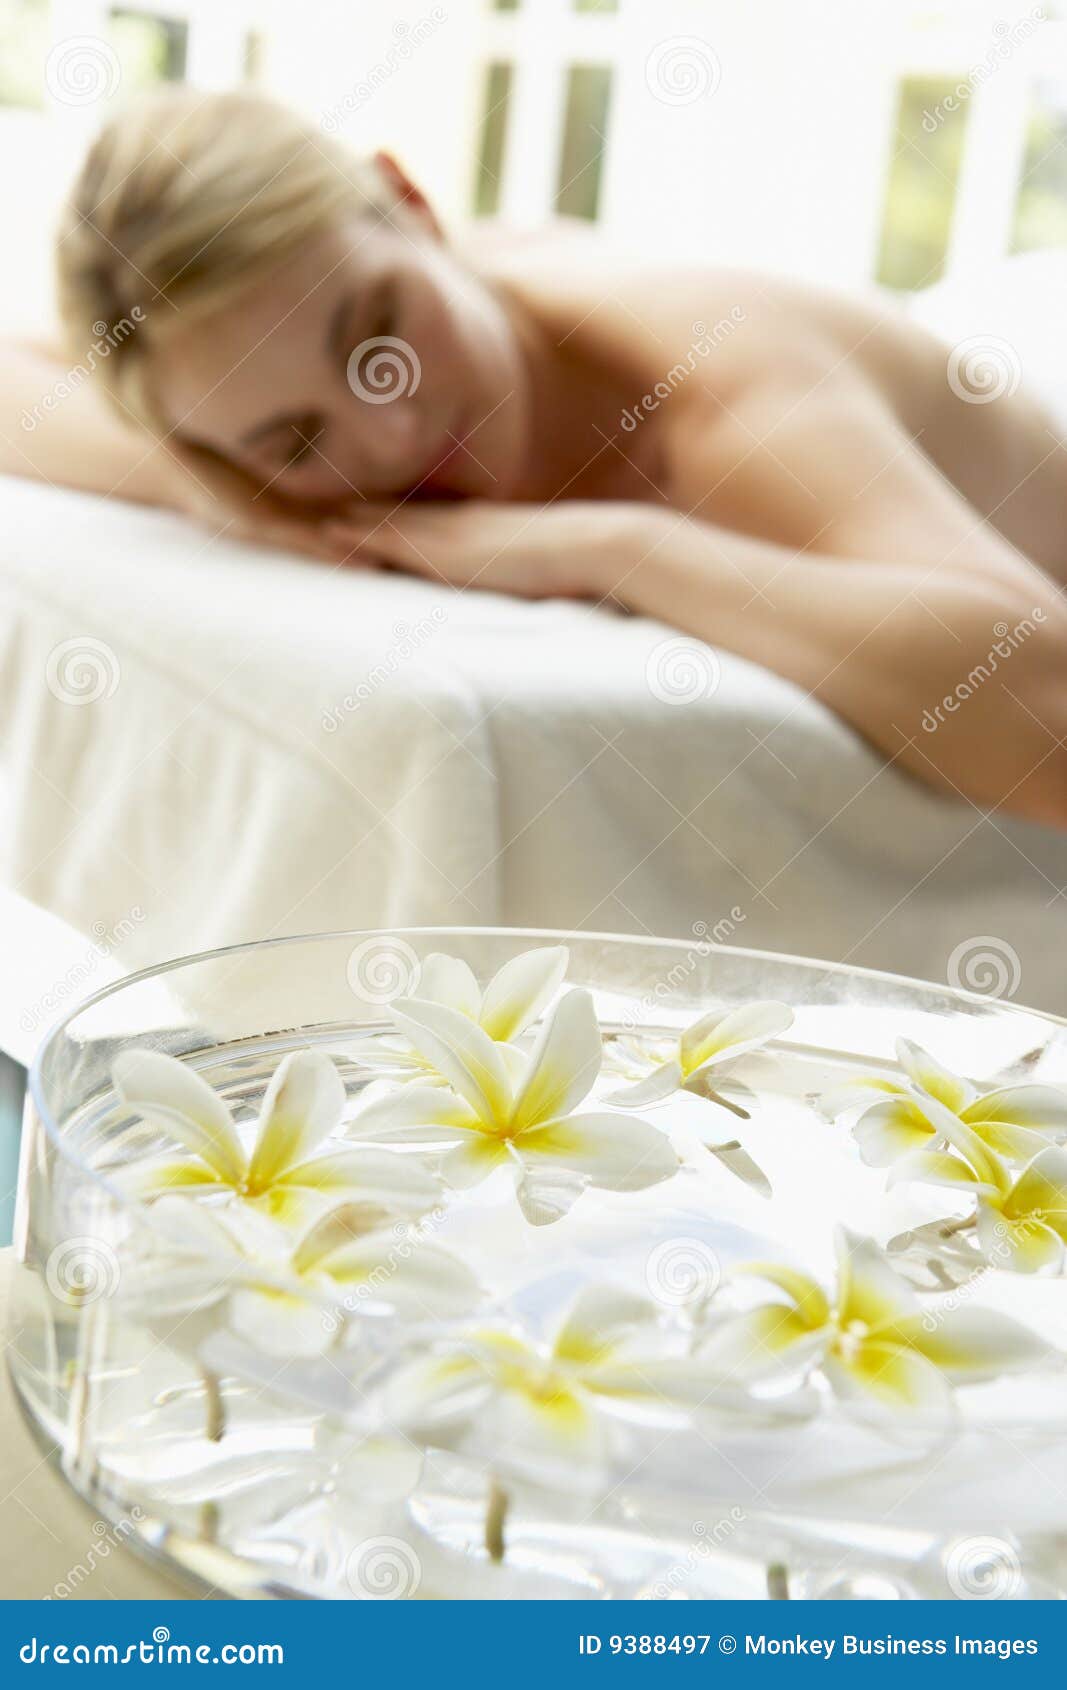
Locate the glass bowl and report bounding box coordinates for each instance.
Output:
[9,926,1067,1601]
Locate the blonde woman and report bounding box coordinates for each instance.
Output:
[4,89,1067,825]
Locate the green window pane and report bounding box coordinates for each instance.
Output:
[876,75,969,292]
[0,0,48,108]
[492,0,521,11]
[473,60,513,217]
[109,8,188,89]
[555,62,612,221]
[574,0,618,12]
[1012,82,1067,253]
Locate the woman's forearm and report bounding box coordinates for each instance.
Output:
[0,338,180,508]
[616,515,1067,825]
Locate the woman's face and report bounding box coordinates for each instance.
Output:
[152,202,531,508]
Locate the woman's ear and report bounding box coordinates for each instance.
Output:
[373,150,443,238]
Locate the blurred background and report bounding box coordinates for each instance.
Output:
[1,0,1066,331]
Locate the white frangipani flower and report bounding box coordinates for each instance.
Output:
[351,946,569,1084]
[603,1001,794,1108]
[382,1284,735,1490]
[698,1227,1049,1429]
[130,1196,481,1359]
[825,1039,1067,1169]
[112,1047,439,1227]
[351,988,678,1225]
[889,1109,1067,1275]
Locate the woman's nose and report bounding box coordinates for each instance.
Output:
[347,394,422,476]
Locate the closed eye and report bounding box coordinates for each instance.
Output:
[280,414,325,469]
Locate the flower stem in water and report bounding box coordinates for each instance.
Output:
[485,1475,509,1563]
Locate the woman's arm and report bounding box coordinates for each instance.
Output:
[0,336,338,558]
[0,336,182,506]
[322,498,1067,827]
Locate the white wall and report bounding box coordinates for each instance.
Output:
[0,0,1063,332]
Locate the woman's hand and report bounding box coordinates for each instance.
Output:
[320,499,669,601]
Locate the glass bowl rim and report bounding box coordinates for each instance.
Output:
[26,922,1067,1197]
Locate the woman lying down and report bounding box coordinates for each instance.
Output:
[5,88,1067,827]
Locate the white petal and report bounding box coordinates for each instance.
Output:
[852,1098,935,1167]
[887,1148,998,1197]
[514,1161,588,1226]
[820,1076,907,1117]
[439,1133,509,1190]
[895,1039,974,1113]
[554,1284,661,1368]
[1008,1144,1067,1239]
[976,1201,1065,1274]
[347,1085,478,1144]
[824,1340,955,1428]
[113,1156,231,1201]
[245,1049,346,1192]
[314,1232,482,1319]
[895,1306,1051,1380]
[681,1001,794,1075]
[417,953,482,1019]
[325,1433,424,1507]
[112,1049,246,1184]
[279,1147,440,1216]
[229,1285,333,1357]
[391,999,511,1122]
[509,988,602,1131]
[703,1139,772,1198]
[698,1306,828,1384]
[478,946,569,1042]
[835,1227,917,1332]
[600,1061,684,1107]
[291,1201,394,1274]
[517,1111,678,1192]
[962,1084,1067,1137]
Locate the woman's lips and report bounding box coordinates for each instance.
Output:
[415,425,470,495]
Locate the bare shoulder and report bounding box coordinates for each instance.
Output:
[455,228,927,401]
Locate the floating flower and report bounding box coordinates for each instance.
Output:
[382,1284,736,1490]
[603,1001,794,1108]
[112,1047,439,1227]
[825,1039,1067,1169]
[698,1227,1048,1427]
[890,1112,1067,1275]
[131,1196,481,1358]
[349,946,570,1084]
[350,988,678,1224]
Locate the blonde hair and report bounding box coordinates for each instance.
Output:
[56,87,389,434]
